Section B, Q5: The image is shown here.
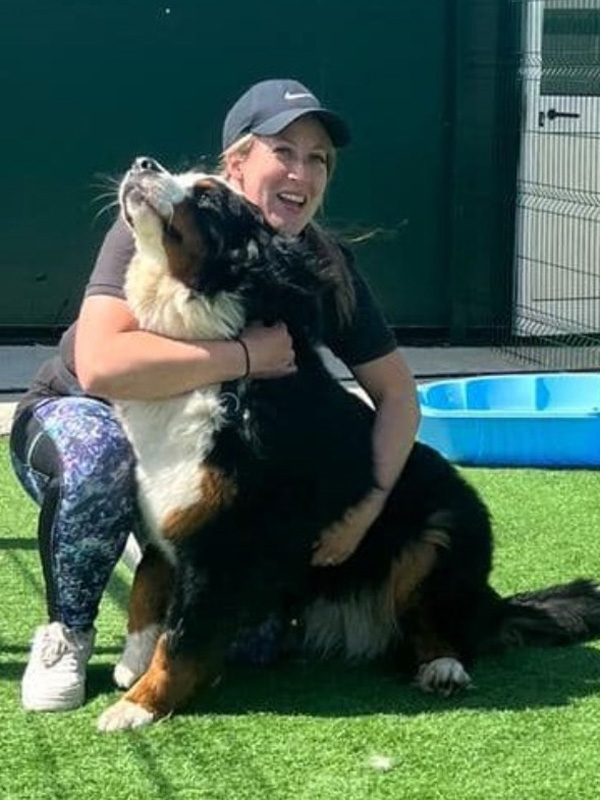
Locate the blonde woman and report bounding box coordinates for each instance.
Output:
[10,78,419,712]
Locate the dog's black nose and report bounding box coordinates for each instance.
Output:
[132,156,165,174]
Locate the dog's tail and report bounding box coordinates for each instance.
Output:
[486,578,600,650]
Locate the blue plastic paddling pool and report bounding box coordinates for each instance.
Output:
[417,373,600,467]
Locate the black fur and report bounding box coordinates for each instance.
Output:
[128,171,600,700]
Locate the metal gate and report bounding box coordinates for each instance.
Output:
[512,0,600,366]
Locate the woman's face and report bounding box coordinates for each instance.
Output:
[227,115,332,235]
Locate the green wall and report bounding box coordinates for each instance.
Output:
[0,0,517,340]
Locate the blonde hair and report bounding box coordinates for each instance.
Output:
[218,133,255,177]
[218,129,337,178]
[218,132,354,325]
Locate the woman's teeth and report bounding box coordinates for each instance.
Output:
[278,192,306,206]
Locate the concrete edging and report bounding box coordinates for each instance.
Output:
[0,403,16,437]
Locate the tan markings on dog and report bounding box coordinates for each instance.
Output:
[162,466,238,542]
[194,177,219,193]
[387,527,451,614]
[127,546,174,633]
[122,633,216,717]
[161,197,210,287]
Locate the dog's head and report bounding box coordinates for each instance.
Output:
[119,157,335,336]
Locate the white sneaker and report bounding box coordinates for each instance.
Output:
[21,622,96,712]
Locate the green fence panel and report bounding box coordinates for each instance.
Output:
[0,0,516,340]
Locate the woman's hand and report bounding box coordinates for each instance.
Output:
[240,321,297,379]
[311,488,387,567]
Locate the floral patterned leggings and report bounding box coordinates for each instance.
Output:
[10,397,137,630]
[10,396,282,663]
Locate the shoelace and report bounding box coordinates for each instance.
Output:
[38,626,74,667]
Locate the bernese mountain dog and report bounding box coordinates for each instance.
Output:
[97,156,600,732]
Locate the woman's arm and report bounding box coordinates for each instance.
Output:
[354,348,420,492]
[311,348,420,566]
[75,295,297,400]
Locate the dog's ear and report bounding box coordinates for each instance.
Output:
[193,181,266,251]
[186,180,334,325]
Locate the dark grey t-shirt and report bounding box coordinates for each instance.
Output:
[17,216,397,415]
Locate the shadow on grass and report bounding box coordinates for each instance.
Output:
[85,641,600,720]
[0,537,38,550]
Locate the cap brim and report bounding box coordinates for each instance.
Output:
[253,108,351,148]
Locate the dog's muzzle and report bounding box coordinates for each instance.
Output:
[120,158,182,225]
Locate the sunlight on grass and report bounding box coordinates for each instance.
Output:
[1,439,600,800]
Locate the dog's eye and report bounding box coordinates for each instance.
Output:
[164,223,183,243]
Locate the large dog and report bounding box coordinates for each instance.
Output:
[98,157,600,732]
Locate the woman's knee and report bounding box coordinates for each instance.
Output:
[35,397,135,488]
[11,397,136,510]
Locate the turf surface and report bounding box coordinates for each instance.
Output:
[1,438,600,799]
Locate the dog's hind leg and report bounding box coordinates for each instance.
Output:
[113,544,174,689]
[388,525,473,696]
[408,603,473,697]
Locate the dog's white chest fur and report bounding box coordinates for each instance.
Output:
[115,239,245,552]
[125,253,245,341]
[117,389,226,541]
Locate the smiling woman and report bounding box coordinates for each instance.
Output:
[8,77,420,717]
[219,79,345,234]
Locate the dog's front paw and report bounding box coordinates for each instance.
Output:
[97,699,155,733]
[415,657,473,697]
[113,625,161,689]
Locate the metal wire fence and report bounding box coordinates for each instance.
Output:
[498,0,600,369]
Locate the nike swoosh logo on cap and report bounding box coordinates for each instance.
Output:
[284,91,314,101]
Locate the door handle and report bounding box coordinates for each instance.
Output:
[546,108,580,121]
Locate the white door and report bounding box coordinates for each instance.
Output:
[515,0,600,336]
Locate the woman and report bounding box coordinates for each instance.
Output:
[10,78,420,712]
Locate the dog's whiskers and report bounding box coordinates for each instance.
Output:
[92,199,121,223]
[89,173,123,223]
[91,190,120,205]
[91,172,122,190]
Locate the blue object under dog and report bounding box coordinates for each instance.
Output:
[417,373,600,467]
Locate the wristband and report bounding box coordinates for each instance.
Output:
[235,337,251,379]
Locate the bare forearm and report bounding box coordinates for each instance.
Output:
[77,330,246,400]
[371,389,420,492]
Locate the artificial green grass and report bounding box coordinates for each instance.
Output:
[2,436,600,799]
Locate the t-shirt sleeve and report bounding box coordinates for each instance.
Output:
[53,216,135,383]
[84,215,135,300]
[322,250,398,367]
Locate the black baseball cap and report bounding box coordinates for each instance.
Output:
[222,78,351,151]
